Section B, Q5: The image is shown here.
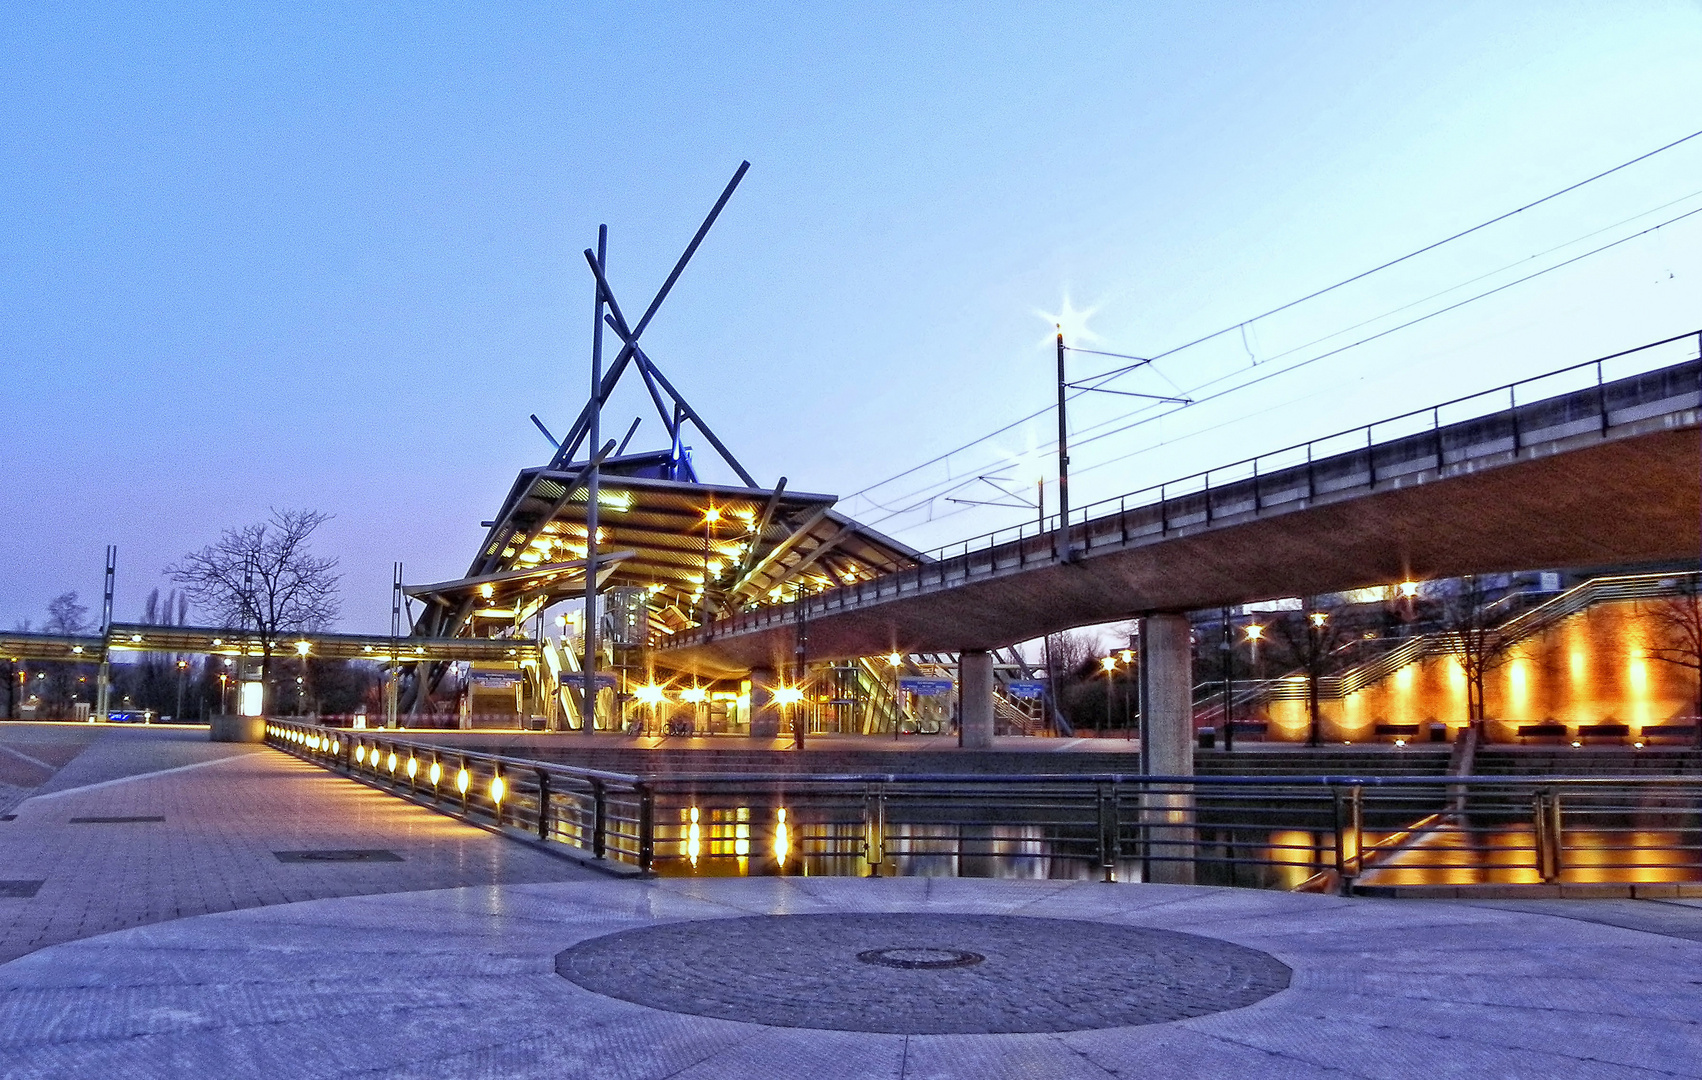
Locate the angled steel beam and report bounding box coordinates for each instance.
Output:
[530,414,561,448]
[729,506,831,600]
[552,162,750,468]
[616,416,643,455]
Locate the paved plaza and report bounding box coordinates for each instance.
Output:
[0,726,1699,1077]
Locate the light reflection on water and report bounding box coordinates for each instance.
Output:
[651,804,1702,888]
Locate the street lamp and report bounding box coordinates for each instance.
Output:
[887,652,903,739]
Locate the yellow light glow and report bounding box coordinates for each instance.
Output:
[687,805,701,865]
[355,745,366,764]
[490,775,505,803]
[456,768,470,794]
[774,686,804,706]
[1244,624,1264,641]
[479,583,494,599]
[773,807,789,865]
[886,653,903,666]
[1101,656,1117,672]
[1309,612,1328,627]
[406,757,418,779]
[387,752,398,773]
[429,761,442,785]
[1398,581,1420,598]
[634,684,667,706]
[296,640,311,655]
[680,687,707,704]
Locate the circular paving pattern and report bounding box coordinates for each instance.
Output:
[555,912,1291,1034]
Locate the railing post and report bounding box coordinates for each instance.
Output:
[592,779,607,858]
[1203,473,1212,525]
[1366,426,1375,488]
[1597,360,1609,435]
[1097,782,1119,883]
[1333,784,1363,893]
[637,783,655,874]
[863,782,885,876]
[536,769,551,841]
[1433,406,1444,471]
[1159,485,1167,534]
[1251,459,1261,511]
[1510,384,1520,454]
[1535,789,1563,883]
[1306,444,1315,500]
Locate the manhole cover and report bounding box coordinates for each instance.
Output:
[273,849,403,863]
[68,816,164,824]
[857,947,984,970]
[0,881,43,898]
[556,912,1289,1034]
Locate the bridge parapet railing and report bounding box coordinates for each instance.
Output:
[679,332,1700,647]
[265,720,1702,893]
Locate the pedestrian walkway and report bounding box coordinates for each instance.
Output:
[0,725,596,964]
[1,875,1699,1077]
[0,726,1699,1077]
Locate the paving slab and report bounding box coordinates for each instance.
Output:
[0,875,1698,1078]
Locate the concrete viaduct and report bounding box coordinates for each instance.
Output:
[660,340,1702,775]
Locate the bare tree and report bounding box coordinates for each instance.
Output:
[44,592,90,636]
[1434,574,1517,730]
[169,509,341,714]
[1639,577,1702,747]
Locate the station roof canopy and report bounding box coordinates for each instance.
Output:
[436,449,925,640]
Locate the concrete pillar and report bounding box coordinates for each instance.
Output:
[959,650,994,750]
[1139,613,1195,884]
[749,667,780,738]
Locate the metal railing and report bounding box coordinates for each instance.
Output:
[267,720,1702,893]
[1243,571,1700,705]
[673,332,1701,648]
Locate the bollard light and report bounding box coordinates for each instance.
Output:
[773,807,789,866]
[490,775,505,804]
[355,745,365,764]
[456,768,470,794]
[387,752,398,773]
[429,761,442,786]
[406,757,418,779]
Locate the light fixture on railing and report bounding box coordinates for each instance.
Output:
[355,745,366,764]
[490,775,505,804]
[456,768,470,795]
[429,761,442,786]
[387,752,399,773]
[406,757,418,780]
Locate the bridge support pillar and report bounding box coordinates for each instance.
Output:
[1139,613,1195,884]
[749,667,780,739]
[959,650,994,749]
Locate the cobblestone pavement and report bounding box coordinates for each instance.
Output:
[1,874,1699,1077]
[556,912,1289,1033]
[0,727,597,964]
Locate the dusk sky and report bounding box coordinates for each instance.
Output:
[3,3,1700,633]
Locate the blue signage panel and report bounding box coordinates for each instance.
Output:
[898,677,954,697]
[1006,680,1046,699]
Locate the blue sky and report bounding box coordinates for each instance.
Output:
[3,2,1700,632]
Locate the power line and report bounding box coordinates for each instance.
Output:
[844,127,1702,506]
[857,197,1702,530]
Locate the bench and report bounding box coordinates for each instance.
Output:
[1517,722,1568,742]
[1639,724,1699,742]
[1373,722,1421,742]
[1577,722,1630,742]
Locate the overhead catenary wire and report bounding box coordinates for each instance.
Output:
[856,197,1702,530]
[843,127,1702,508]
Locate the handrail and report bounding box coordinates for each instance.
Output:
[674,331,1702,646]
[267,719,1702,893]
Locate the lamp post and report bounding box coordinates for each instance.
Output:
[175,659,187,723]
[702,506,719,628]
[1099,655,1117,737]
[1305,604,1327,747]
[1119,648,1134,738]
[887,652,903,740]
[1054,326,1070,560]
